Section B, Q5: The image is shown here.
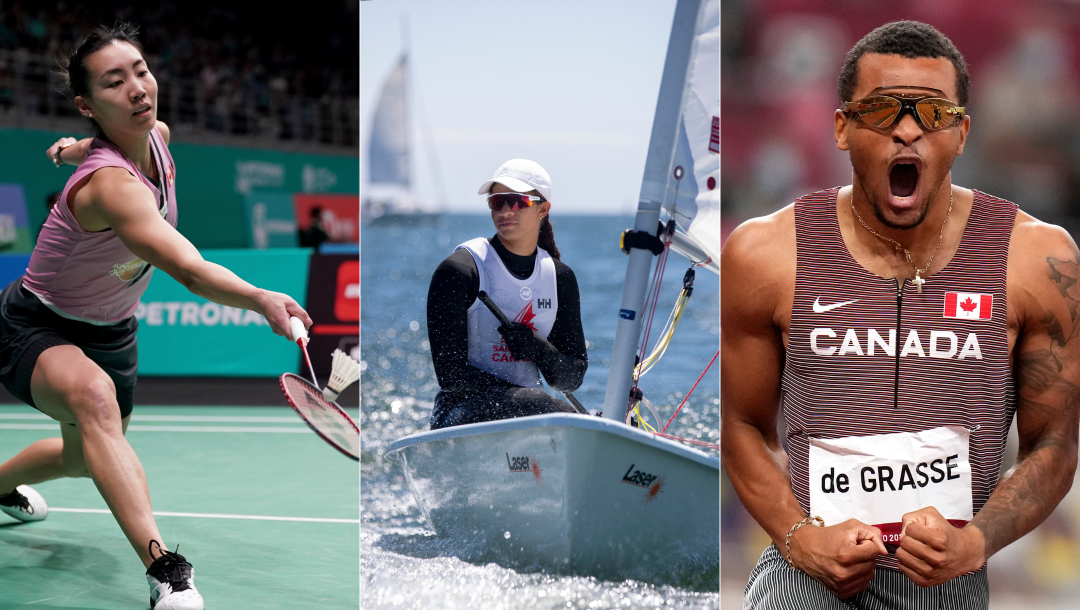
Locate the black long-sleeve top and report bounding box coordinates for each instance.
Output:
[427,236,587,397]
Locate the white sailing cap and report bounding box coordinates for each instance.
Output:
[477,159,553,202]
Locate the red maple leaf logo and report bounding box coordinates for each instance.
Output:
[643,475,667,505]
[960,297,978,313]
[530,453,543,487]
[515,302,538,332]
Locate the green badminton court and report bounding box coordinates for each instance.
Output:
[0,404,359,609]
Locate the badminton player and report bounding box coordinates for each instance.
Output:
[0,23,310,610]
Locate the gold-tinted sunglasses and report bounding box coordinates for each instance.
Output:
[843,93,965,131]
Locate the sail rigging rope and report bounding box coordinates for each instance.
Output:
[624,173,717,449]
[634,268,695,380]
[631,165,684,412]
[662,349,718,433]
[650,431,719,451]
[626,394,662,432]
[634,223,673,387]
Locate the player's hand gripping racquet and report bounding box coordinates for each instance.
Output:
[279,317,360,461]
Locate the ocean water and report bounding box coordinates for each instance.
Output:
[360,214,719,609]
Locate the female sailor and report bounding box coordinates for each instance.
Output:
[426,159,587,429]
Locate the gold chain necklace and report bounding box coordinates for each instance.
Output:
[850,190,953,294]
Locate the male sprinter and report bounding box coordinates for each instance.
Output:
[721,21,1079,608]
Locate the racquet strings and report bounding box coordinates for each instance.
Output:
[281,373,360,460]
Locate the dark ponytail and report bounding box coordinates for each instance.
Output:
[538,215,561,261]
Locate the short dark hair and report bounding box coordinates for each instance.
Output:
[838,21,969,106]
[59,22,144,99]
[56,22,144,134]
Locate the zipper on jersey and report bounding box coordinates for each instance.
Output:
[894,282,903,409]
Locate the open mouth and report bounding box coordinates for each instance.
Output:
[889,163,919,198]
[133,105,152,117]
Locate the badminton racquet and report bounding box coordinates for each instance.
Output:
[279,317,360,461]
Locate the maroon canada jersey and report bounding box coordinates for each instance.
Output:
[781,188,1017,571]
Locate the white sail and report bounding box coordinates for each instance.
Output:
[364,52,447,223]
[602,0,714,418]
[367,55,410,190]
[666,0,719,271]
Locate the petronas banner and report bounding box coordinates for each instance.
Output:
[135,248,311,376]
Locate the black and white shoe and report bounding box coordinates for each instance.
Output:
[146,541,204,610]
[0,485,48,522]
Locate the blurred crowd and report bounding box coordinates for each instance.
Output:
[722,0,1080,237]
[0,0,358,146]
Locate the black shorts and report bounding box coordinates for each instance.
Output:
[0,278,138,419]
[430,386,575,430]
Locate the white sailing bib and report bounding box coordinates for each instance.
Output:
[459,238,558,388]
[808,426,973,543]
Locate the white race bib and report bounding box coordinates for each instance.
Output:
[808,426,973,543]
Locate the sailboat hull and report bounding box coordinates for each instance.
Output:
[386,413,718,583]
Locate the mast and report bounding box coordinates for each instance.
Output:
[602,0,706,421]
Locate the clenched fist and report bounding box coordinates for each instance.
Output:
[896,506,987,587]
[788,518,888,599]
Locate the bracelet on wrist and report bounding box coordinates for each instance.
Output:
[52,142,74,168]
[785,516,824,567]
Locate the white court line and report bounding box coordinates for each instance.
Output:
[49,507,359,524]
[0,414,301,423]
[0,424,311,433]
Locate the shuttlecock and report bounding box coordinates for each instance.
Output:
[323,349,360,402]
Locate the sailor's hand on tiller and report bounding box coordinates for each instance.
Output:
[896,506,986,587]
[788,518,888,599]
[498,322,545,361]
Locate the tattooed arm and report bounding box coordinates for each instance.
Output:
[973,217,1080,558]
[894,215,1080,587]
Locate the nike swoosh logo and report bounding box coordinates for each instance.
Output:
[813,297,859,313]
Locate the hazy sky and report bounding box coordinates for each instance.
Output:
[360,0,677,215]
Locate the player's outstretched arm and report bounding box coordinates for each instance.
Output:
[962,217,1080,562]
[721,208,886,599]
[80,167,312,337]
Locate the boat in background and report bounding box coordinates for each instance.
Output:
[363,49,446,227]
[386,0,719,585]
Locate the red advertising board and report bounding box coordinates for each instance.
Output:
[293,194,359,243]
[334,261,360,322]
[305,253,359,391]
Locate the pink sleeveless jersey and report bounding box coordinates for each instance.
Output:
[22,127,178,324]
[783,188,1016,571]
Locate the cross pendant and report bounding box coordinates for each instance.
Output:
[913,273,926,294]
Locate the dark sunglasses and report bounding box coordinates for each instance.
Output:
[487,192,543,211]
[843,94,965,131]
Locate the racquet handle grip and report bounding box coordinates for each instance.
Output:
[289,316,309,345]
